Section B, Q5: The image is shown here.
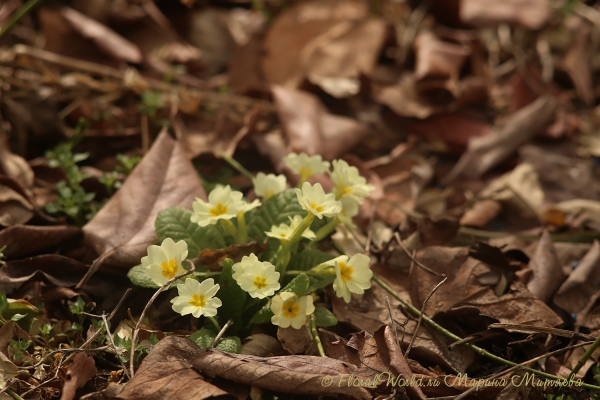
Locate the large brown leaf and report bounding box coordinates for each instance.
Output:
[81,130,206,282]
[193,348,371,399]
[0,225,81,260]
[106,336,228,400]
[526,230,565,302]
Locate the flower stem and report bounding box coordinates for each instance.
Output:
[0,0,44,40]
[556,333,600,397]
[236,212,248,244]
[208,316,222,332]
[311,218,340,244]
[219,219,237,240]
[275,241,291,277]
[372,274,600,391]
[220,152,254,181]
[289,213,314,244]
[309,314,325,357]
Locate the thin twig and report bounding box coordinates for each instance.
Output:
[556,333,600,397]
[129,267,195,378]
[102,313,131,380]
[405,276,448,358]
[394,232,445,277]
[210,319,234,348]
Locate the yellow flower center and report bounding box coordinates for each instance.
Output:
[335,185,353,199]
[189,294,206,308]
[343,186,353,195]
[160,259,178,279]
[283,300,300,319]
[264,190,274,199]
[309,201,323,213]
[210,203,228,216]
[299,167,313,179]
[339,261,353,282]
[253,276,267,290]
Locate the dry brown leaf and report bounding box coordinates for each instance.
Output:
[443,96,557,182]
[193,348,371,399]
[460,199,502,228]
[0,225,81,260]
[272,86,370,159]
[239,334,286,357]
[409,247,563,327]
[107,336,228,400]
[81,130,206,282]
[460,0,550,29]
[562,21,594,106]
[413,31,470,81]
[526,230,566,302]
[0,255,89,288]
[332,264,475,373]
[263,0,385,97]
[0,136,33,190]
[0,182,34,227]
[0,321,30,356]
[60,352,97,400]
[277,326,314,355]
[61,7,142,63]
[327,326,426,400]
[554,240,600,315]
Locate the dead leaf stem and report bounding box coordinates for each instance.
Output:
[210,318,233,349]
[0,0,44,40]
[309,314,325,357]
[219,152,254,181]
[372,274,600,391]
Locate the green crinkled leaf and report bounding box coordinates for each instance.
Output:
[127,265,160,289]
[215,336,241,353]
[155,207,226,258]
[247,190,306,242]
[190,328,215,349]
[250,273,311,325]
[314,306,337,327]
[216,258,247,334]
[288,250,335,272]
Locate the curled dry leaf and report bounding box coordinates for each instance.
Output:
[478,163,544,218]
[82,130,207,280]
[193,348,371,399]
[272,86,370,160]
[0,255,89,288]
[0,352,18,391]
[0,225,81,260]
[263,0,385,97]
[554,240,600,315]
[444,96,557,182]
[409,246,563,327]
[459,0,550,30]
[526,230,566,303]
[562,21,594,106]
[413,31,470,81]
[0,135,33,190]
[460,199,502,228]
[106,336,228,400]
[332,264,474,373]
[0,182,34,227]
[239,333,286,357]
[61,7,142,63]
[60,352,97,400]
[277,326,314,355]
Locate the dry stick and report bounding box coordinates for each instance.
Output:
[405,276,448,358]
[210,319,234,349]
[102,313,131,380]
[372,275,600,391]
[129,267,195,378]
[394,232,445,277]
[384,296,405,351]
[453,340,595,400]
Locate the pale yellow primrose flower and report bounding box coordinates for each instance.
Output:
[336,196,359,227]
[270,292,315,329]
[171,278,222,318]
[232,254,280,299]
[253,172,287,199]
[143,238,188,286]
[191,185,242,227]
[330,159,374,202]
[283,153,330,182]
[294,182,342,219]
[266,215,316,241]
[328,254,373,303]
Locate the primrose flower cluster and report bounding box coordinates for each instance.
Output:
[139,152,375,332]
